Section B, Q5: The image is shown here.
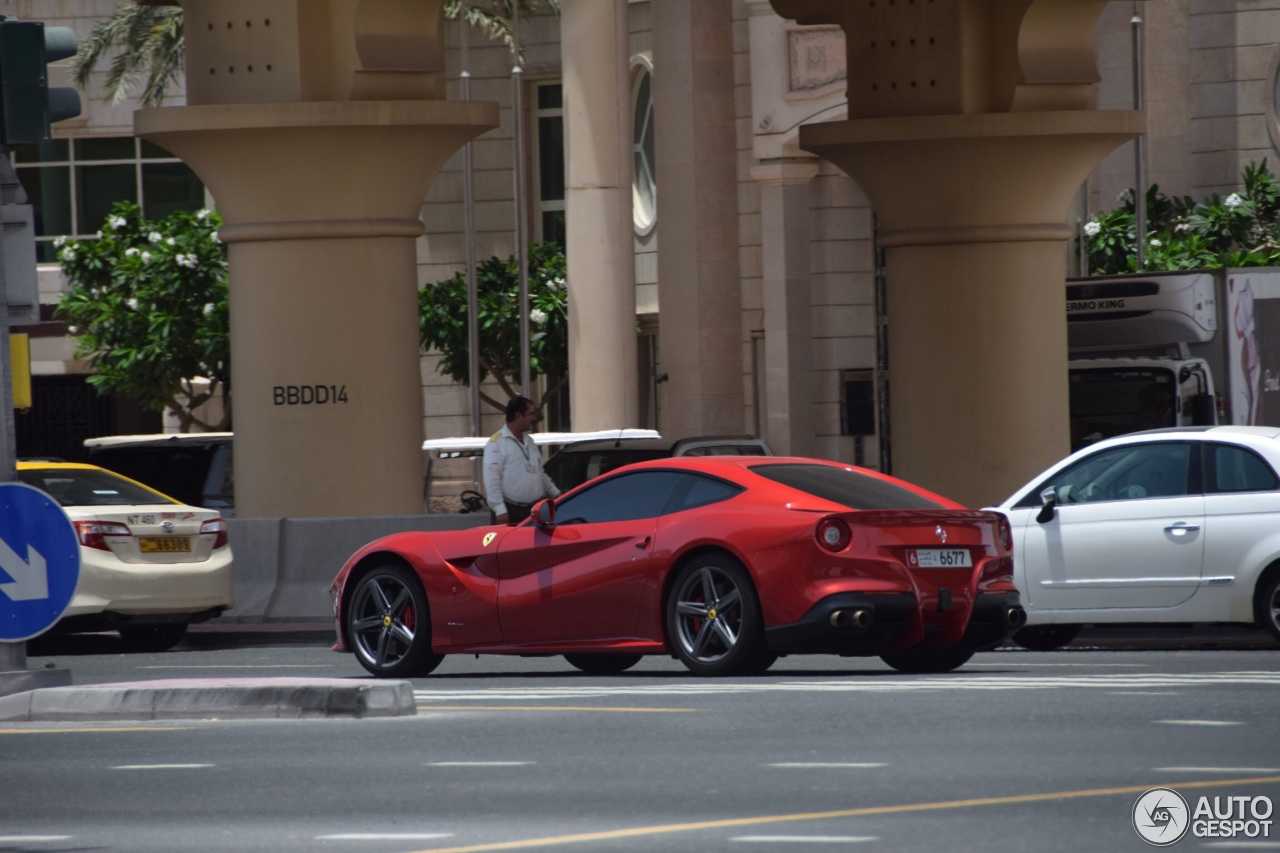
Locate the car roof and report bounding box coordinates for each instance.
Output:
[1104,424,1280,442]
[553,434,767,453]
[84,432,234,449]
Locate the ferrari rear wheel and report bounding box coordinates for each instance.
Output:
[880,648,974,674]
[666,554,775,677]
[564,653,643,674]
[1011,624,1083,651]
[346,563,444,678]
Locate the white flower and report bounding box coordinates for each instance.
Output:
[60,247,76,262]
[1082,221,1101,237]
[1175,221,1190,232]
[141,251,152,264]
[175,253,199,269]
[107,214,127,230]
[202,303,215,316]
[1149,238,1162,247]
[148,231,164,244]
[1225,193,1244,209]
[125,247,140,257]
[67,325,79,335]
[529,308,547,325]
[126,298,138,310]
[196,209,212,222]
[552,277,566,290]
[52,236,67,248]
[94,231,102,239]
[166,237,176,245]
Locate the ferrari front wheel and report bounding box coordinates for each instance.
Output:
[666,554,775,677]
[346,563,444,678]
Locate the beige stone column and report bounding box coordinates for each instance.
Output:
[135,1,497,518]
[562,0,638,430]
[751,160,819,457]
[652,0,744,436]
[772,0,1143,507]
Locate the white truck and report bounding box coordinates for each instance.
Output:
[1066,268,1280,449]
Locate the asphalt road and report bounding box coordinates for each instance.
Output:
[3,631,1279,853]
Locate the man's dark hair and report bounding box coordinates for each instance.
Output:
[506,395,534,423]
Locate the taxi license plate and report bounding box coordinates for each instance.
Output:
[138,537,192,553]
[907,548,971,568]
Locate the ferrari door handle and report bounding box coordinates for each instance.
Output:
[635,537,651,550]
[1164,523,1200,536]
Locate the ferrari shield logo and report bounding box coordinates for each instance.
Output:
[482,532,497,547]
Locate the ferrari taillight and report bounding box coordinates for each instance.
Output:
[816,518,852,552]
[201,518,229,549]
[73,520,132,551]
[996,514,1013,552]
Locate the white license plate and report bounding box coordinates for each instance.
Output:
[907,548,971,568]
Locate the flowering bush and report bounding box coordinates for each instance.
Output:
[418,242,568,412]
[1080,161,1280,274]
[55,201,231,430]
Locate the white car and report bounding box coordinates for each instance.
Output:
[16,461,233,652]
[988,426,1280,650]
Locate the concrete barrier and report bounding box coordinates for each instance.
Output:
[223,513,488,623]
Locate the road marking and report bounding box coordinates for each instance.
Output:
[413,671,1280,702]
[0,726,195,735]
[111,763,214,770]
[428,762,534,767]
[405,775,1280,853]
[1155,720,1245,726]
[417,705,694,713]
[731,836,878,844]
[1202,844,1280,849]
[319,834,453,841]
[1156,767,1280,774]
[767,763,887,769]
[1110,691,1181,696]
[0,837,72,843]
[142,664,336,670]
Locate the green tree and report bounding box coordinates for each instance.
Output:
[54,202,231,431]
[72,0,561,108]
[1081,160,1280,274]
[418,242,567,412]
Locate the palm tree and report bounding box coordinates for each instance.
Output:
[72,0,561,109]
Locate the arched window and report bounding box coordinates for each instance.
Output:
[631,60,656,235]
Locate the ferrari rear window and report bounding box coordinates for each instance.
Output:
[748,463,947,510]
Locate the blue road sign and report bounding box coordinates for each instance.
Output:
[0,482,79,642]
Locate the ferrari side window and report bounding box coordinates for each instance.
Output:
[669,474,743,512]
[554,471,683,524]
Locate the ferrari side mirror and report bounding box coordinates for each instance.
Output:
[534,498,557,527]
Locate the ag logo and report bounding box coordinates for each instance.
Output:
[1134,787,1190,846]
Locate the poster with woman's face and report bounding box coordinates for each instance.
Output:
[1227,273,1280,426]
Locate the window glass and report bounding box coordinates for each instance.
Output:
[554,470,683,524]
[1032,442,1191,506]
[18,467,177,507]
[143,162,206,219]
[77,164,138,231]
[749,463,948,510]
[13,140,68,164]
[670,474,742,513]
[631,67,656,232]
[75,137,137,161]
[1208,443,1279,493]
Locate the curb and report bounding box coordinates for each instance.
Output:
[0,677,416,722]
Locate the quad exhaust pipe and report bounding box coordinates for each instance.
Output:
[829,609,872,630]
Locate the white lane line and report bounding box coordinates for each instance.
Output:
[1154,720,1245,727]
[0,837,73,843]
[1202,843,1280,849]
[111,763,215,770]
[317,834,453,841]
[1155,767,1280,774]
[141,665,335,669]
[427,762,534,767]
[767,763,888,769]
[732,836,878,844]
[414,671,1280,701]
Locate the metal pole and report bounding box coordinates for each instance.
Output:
[461,12,481,437]
[512,2,531,397]
[1132,9,1146,270]
[0,147,23,672]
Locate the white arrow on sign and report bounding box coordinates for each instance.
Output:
[0,537,49,602]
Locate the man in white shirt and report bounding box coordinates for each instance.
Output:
[482,396,561,523]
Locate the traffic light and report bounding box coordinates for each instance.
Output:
[0,18,81,147]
